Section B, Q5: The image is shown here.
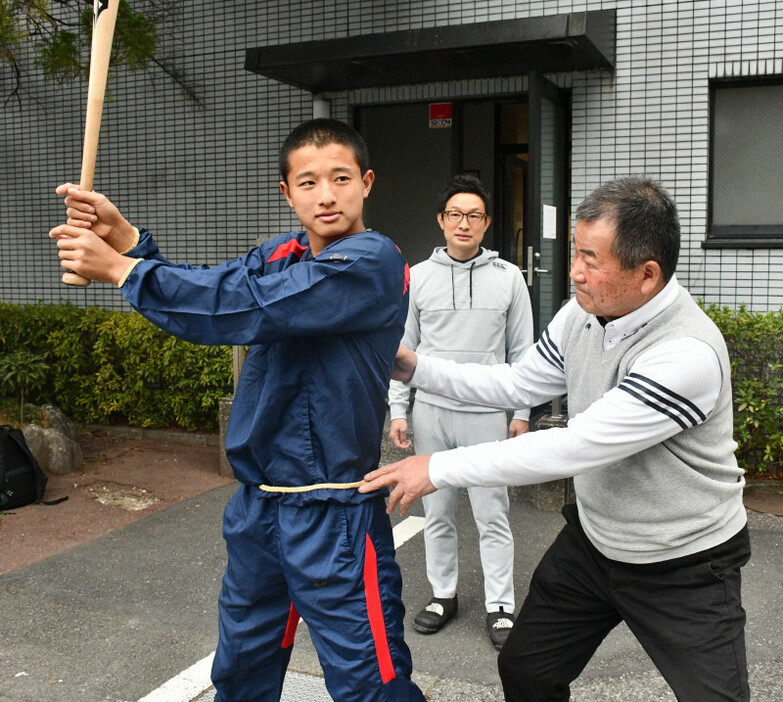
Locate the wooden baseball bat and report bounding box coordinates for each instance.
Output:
[62,0,121,287]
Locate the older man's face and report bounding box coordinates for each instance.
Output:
[569,217,650,321]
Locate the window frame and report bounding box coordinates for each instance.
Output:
[705,77,783,250]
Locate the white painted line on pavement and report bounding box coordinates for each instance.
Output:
[138,651,214,702]
[393,515,425,548]
[139,517,424,702]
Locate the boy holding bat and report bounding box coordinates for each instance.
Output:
[51,119,425,702]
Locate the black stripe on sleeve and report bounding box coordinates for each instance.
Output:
[618,384,690,430]
[535,330,564,372]
[621,378,699,427]
[619,370,710,429]
[627,372,707,422]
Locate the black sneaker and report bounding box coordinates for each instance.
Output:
[487,607,515,650]
[413,595,458,634]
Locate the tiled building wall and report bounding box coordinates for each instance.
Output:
[569,1,783,310]
[1,1,781,311]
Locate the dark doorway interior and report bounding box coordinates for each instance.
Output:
[355,94,569,334]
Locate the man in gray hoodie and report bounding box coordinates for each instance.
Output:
[388,174,533,650]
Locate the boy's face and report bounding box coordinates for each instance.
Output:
[279,142,374,254]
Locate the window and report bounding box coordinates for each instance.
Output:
[706,79,783,248]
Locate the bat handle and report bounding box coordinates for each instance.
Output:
[62,271,91,286]
[62,173,95,287]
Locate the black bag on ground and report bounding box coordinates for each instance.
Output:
[0,424,58,510]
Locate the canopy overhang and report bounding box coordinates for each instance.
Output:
[245,10,615,93]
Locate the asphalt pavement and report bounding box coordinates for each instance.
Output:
[1,478,781,702]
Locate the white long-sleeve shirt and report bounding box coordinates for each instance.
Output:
[410,277,724,490]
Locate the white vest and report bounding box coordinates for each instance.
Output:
[563,287,746,562]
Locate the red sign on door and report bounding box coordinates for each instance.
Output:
[429,102,452,128]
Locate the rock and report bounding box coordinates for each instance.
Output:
[21,423,48,470]
[43,427,83,475]
[26,404,79,442]
[22,406,83,475]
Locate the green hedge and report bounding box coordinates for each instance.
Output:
[702,303,783,476]
[0,302,780,474]
[0,303,232,432]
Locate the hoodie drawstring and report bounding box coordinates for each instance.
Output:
[450,261,477,309]
[469,262,475,309]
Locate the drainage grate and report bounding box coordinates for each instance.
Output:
[194,671,331,701]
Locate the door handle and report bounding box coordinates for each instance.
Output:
[522,249,550,283]
[520,245,535,286]
[533,251,549,275]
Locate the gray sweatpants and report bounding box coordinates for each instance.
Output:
[411,401,515,613]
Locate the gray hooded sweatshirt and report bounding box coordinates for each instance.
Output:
[389,246,533,420]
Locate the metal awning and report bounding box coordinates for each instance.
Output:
[245,11,615,93]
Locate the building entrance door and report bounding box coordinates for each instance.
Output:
[526,73,570,336]
[356,87,569,337]
[496,79,569,337]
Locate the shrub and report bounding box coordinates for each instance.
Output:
[703,303,783,477]
[0,302,232,432]
[0,301,780,471]
[0,350,49,423]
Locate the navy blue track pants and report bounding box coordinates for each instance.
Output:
[211,485,425,702]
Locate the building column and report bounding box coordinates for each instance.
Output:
[313,96,331,119]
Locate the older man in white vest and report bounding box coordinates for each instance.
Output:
[361,176,750,702]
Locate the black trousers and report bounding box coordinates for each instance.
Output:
[498,504,751,702]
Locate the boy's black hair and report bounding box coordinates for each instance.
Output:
[436,173,492,214]
[279,118,371,183]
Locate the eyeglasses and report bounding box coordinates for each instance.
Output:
[442,210,487,225]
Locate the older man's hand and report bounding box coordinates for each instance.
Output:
[392,346,418,383]
[359,454,435,516]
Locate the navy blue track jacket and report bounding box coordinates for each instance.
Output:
[120,228,409,504]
